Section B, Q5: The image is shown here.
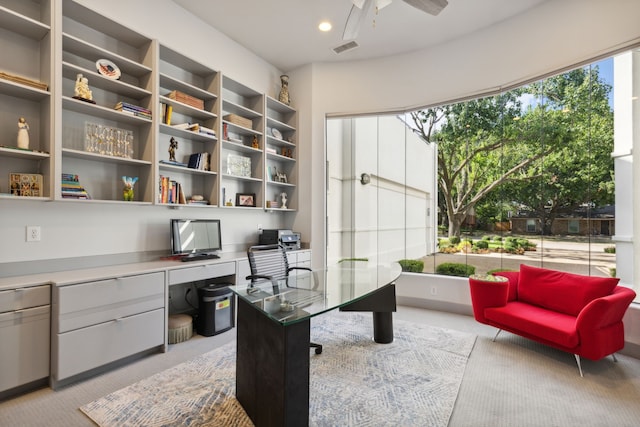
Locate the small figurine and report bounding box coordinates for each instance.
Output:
[252,135,259,149]
[169,137,178,161]
[122,176,138,201]
[278,75,290,106]
[280,192,288,209]
[17,117,29,149]
[74,73,94,102]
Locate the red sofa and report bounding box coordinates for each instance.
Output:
[469,264,636,376]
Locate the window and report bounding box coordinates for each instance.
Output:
[327,54,628,289]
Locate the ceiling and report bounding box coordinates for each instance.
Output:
[173,0,547,72]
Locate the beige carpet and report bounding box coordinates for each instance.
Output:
[80,312,476,426]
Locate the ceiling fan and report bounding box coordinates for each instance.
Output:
[342,0,449,40]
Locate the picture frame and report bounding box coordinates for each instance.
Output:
[236,193,256,207]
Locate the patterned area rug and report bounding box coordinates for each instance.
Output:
[80,312,476,426]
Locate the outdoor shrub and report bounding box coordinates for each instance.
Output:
[338,257,368,263]
[439,245,459,254]
[604,246,616,254]
[474,240,489,249]
[493,236,503,242]
[504,236,517,244]
[398,259,424,273]
[436,262,476,277]
[610,267,616,277]
[458,241,473,253]
[482,235,492,241]
[449,236,461,245]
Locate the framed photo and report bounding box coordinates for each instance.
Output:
[236,193,256,207]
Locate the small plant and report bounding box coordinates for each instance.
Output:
[610,267,616,277]
[487,268,517,275]
[474,240,489,250]
[398,259,424,273]
[604,246,616,254]
[436,262,476,277]
[449,236,461,245]
[493,236,503,242]
[482,235,492,241]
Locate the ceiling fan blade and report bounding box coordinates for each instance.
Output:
[343,0,372,40]
[402,0,448,16]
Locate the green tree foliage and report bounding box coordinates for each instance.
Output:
[411,64,613,237]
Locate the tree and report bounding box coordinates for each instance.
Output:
[411,92,555,238]
[501,68,614,234]
[411,65,614,238]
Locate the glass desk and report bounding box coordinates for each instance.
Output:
[229,262,401,427]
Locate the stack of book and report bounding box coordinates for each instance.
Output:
[61,173,90,199]
[159,175,186,204]
[188,152,210,171]
[114,101,152,119]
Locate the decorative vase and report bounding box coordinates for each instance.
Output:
[278,75,290,106]
[17,117,29,149]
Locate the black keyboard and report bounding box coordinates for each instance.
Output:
[181,253,220,262]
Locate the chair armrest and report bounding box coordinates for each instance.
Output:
[287,266,312,273]
[246,274,273,281]
[576,286,636,332]
[469,277,509,324]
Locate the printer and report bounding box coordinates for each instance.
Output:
[259,229,301,251]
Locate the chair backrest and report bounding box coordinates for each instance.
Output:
[247,244,290,283]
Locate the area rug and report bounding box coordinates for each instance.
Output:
[80,312,476,427]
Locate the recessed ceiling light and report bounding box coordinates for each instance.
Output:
[319,21,332,32]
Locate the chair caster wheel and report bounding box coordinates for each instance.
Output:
[315,347,323,355]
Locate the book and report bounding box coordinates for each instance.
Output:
[60,173,91,199]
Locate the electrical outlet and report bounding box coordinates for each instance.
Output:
[430,286,437,296]
[26,226,41,242]
[257,224,263,232]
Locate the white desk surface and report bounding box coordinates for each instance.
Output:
[0,251,248,290]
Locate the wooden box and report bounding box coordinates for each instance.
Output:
[223,114,252,129]
[167,90,204,110]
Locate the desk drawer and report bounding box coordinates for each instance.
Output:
[0,305,50,392]
[56,272,164,333]
[0,285,50,314]
[55,308,164,381]
[168,261,235,285]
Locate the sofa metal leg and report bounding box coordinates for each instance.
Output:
[612,353,618,363]
[492,329,502,342]
[574,354,584,377]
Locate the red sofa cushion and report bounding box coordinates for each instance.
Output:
[493,271,519,301]
[518,264,619,316]
[485,301,580,349]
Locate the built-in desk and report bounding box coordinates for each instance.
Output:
[0,250,310,394]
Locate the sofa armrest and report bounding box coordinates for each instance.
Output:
[576,286,636,332]
[469,277,510,324]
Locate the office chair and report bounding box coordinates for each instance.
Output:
[246,244,323,354]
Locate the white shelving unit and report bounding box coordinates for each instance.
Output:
[265,96,298,211]
[157,44,220,207]
[57,0,155,203]
[0,0,53,200]
[0,0,299,211]
[220,75,264,208]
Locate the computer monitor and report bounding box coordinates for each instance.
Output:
[170,219,222,256]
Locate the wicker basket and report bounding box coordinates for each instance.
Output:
[168,314,193,344]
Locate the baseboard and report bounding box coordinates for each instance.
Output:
[397,296,473,316]
[620,341,640,359]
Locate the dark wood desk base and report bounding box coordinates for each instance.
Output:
[235,284,396,427]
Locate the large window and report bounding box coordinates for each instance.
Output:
[326,54,633,288]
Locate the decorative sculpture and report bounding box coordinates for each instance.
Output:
[122,176,138,201]
[17,117,29,149]
[280,192,288,209]
[74,73,94,102]
[169,137,178,161]
[278,75,290,106]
